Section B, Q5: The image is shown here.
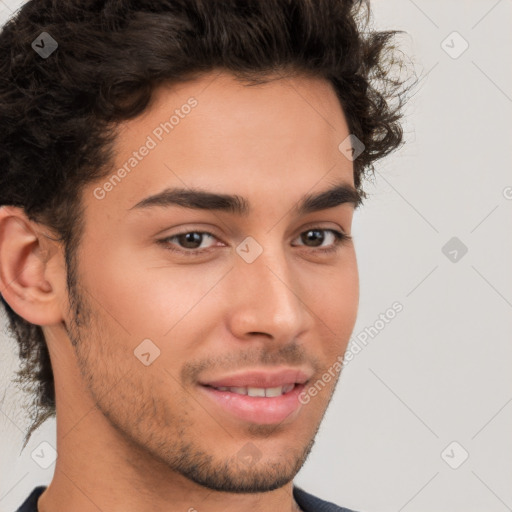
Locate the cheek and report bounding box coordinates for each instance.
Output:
[299,253,359,355]
[83,241,230,340]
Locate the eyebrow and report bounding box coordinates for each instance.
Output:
[128,182,362,216]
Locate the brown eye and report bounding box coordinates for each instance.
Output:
[175,232,206,249]
[301,229,326,247]
[293,228,348,252]
[159,231,218,254]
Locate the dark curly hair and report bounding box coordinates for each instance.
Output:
[0,0,416,449]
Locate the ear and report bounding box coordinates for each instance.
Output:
[0,206,65,326]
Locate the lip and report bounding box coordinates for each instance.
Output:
[199,382,307,424]
[199,368,312,388]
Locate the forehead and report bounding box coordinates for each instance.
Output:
[84,71,354,220]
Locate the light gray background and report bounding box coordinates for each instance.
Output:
[1,1,511,511]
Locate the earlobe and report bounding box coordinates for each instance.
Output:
[0,206,64,326]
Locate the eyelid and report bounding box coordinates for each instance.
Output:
[153,222,225,239]
[297,220,349,236]
[157,221,348,243]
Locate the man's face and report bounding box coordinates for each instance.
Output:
[59,71,359,492]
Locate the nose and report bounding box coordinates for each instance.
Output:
[225,245,314,344]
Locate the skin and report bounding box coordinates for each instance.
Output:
[0,71,359,512]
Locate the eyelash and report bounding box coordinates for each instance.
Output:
[157,228,351,257]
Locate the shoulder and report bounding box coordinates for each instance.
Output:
[15,486,47,512]
[293,485,361,512]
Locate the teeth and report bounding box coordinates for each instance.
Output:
[247,387,266,397]
[264,386,284,397]
[213,384,296,397]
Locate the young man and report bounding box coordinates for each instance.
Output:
[0,1,413,511]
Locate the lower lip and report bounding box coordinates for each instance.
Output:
[199,383,306,424]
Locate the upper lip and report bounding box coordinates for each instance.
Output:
[200,368,313,389]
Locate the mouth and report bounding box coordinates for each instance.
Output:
[199,367,311,389]
[204,382,297,397]
[198,368,312,424]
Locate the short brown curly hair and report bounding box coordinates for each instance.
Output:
[0,0,416,449]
